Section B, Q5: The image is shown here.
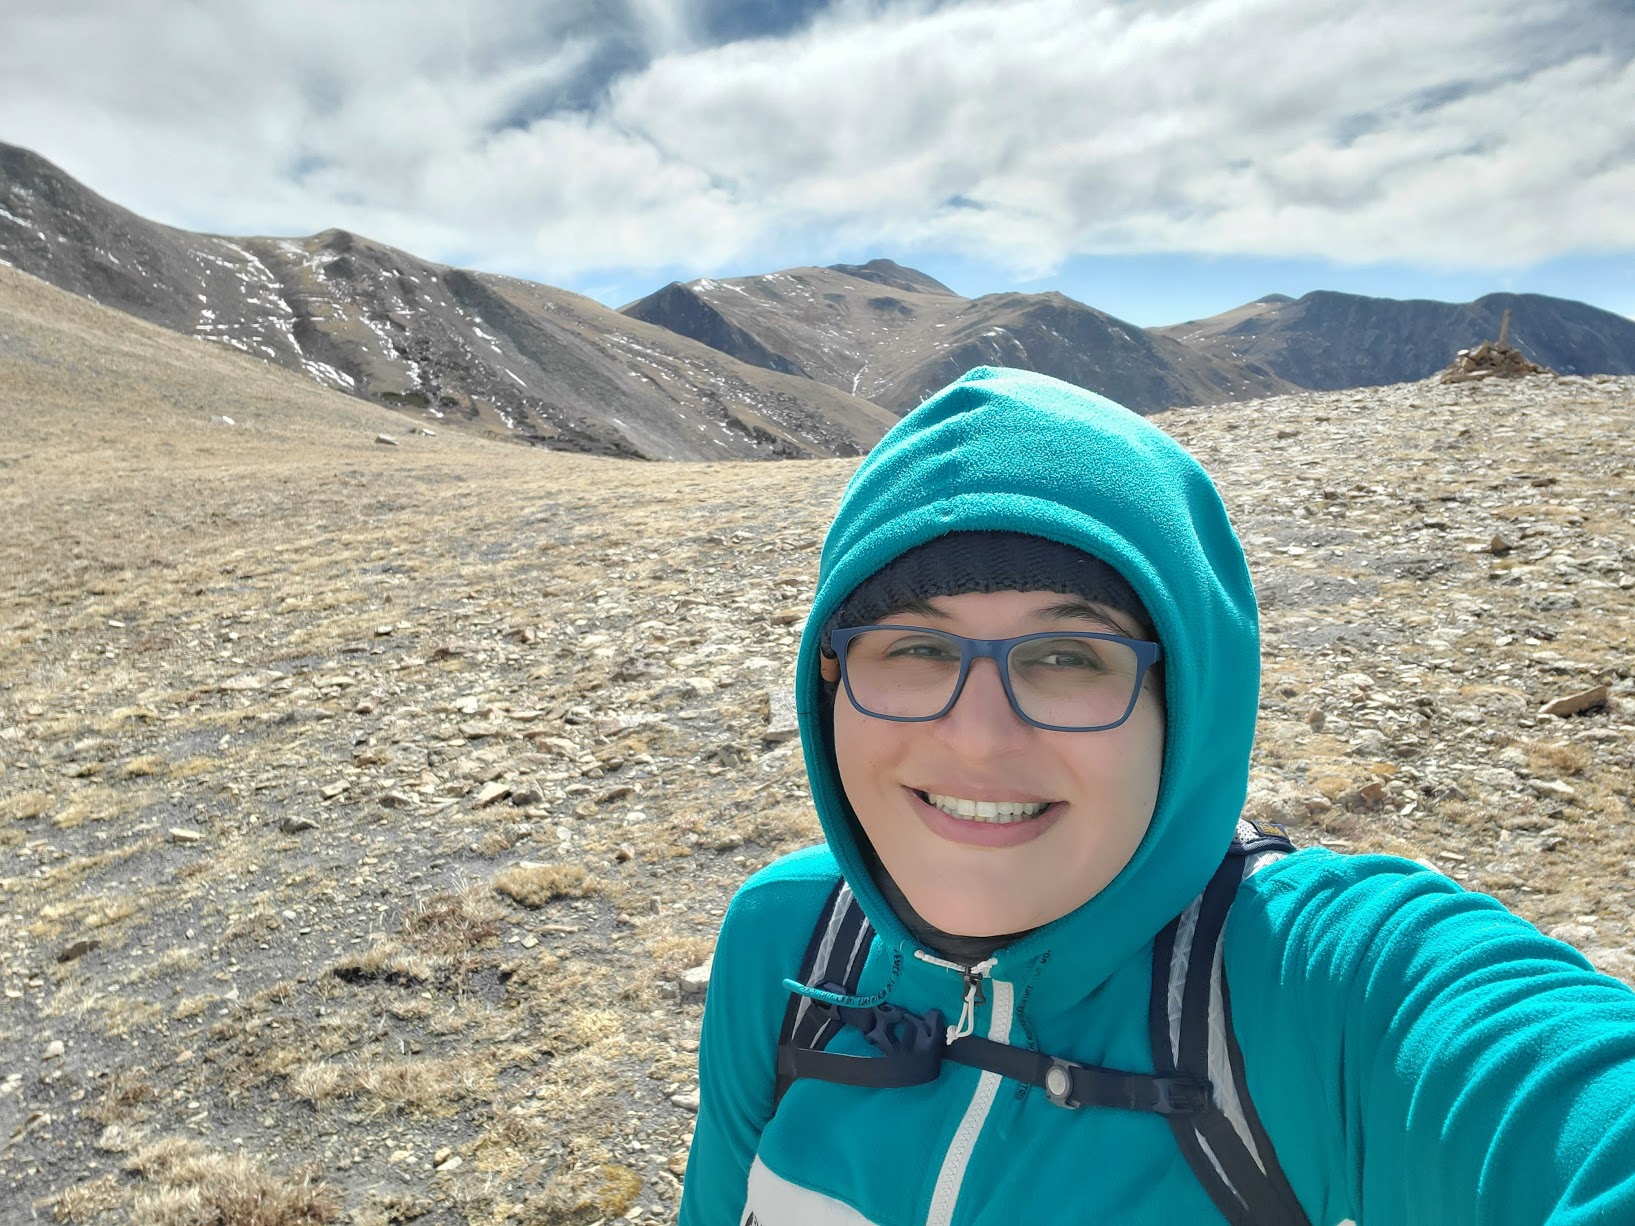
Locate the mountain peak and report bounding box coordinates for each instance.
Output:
[826,259,958,297]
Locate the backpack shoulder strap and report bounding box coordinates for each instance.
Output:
[773,879,874,1107]
[1150,818,1311,1226]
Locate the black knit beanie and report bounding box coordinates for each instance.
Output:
[829,531,1154,642]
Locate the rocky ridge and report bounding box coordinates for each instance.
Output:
[620,260,1297,414]
[0,142,895,461]
[3,266,1634,1224]
[1156,289,1635,390]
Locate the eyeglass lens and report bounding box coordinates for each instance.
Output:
[841,629,1144,728]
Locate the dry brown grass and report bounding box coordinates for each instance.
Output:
[172,994,216,1021]
[119,1137,342,1226]
[492,863,600,908]
[50,1173,124,1223]
[86,1066,161,1127]
[117,755,170,780]
[288,1053,490,1117]
[329,939,437,986]
[514,1162,644,1225]
[1524,739,1595,776]
[400,881,508,954]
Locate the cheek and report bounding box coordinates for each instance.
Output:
[1125,698,1165,785]
[831,700,884,799]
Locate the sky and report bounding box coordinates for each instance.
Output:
[2,0,1632,326]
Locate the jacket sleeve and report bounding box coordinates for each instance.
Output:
[679,861,828,1226]
[1228,849,1635,1226]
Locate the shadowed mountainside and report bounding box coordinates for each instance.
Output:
[0,141,895,460]
[1156,290,1635,389]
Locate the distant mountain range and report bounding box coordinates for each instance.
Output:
[1152,291,1635,388]
[4,139,1633,459]
[619,261,1297,413]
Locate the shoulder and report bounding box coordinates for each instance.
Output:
[723,844,847,933]
[712,844,849,988]
[1224,844,1615,1006]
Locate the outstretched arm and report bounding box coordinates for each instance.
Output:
[1230,850,1635,1226]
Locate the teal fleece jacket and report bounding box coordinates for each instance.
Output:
[680,368,1635,1225]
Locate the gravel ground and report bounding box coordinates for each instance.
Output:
[3,271,1633,1223]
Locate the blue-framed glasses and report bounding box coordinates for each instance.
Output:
[827,625,1162,732]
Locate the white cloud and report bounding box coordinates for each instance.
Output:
[1,0,1630,286]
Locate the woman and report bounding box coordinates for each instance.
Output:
[679,366,1635,1225]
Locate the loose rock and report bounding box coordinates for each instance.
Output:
[1538,684,1610,717]
[680,957,713,997]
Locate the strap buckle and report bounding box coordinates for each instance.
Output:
[858,1003,944,1062]
[1043,1058,1080,1107]
[1152,1076,1212,1117]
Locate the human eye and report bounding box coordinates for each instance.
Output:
[1018,636,1113,671]
[880,632,960,661]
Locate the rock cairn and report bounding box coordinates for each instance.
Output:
[1441,340,1552,383]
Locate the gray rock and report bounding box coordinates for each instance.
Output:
[474,782,511,807]
[680,957,713,997]
[764,686,799,744]
[1348,729,1388,756]
[1528,778,1577,800]
[1538,684,1610,717]
[1547,922,1597,948]
[1469,766,1523,792]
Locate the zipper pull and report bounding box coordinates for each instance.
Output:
[945,964,992,1044]
[962,969,988,1008]
[909,951,999,1045]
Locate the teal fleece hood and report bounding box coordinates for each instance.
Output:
[794,366,1260,999]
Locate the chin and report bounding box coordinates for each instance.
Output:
[910,890,1039,940]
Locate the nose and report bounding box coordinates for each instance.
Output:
[933,656,1033,752]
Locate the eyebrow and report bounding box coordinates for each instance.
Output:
[879,597,1134,636]
[1028,599,1132,635]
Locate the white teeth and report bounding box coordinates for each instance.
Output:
[924,792,1050,824]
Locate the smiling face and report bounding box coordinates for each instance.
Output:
[831,589,1166,938]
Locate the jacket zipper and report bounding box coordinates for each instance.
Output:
[912,957,1012,1226]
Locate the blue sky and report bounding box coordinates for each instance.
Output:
[2,0,1632,326]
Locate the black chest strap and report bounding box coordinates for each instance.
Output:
[778,997,1211,1116]
[772,821,1312,1226]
